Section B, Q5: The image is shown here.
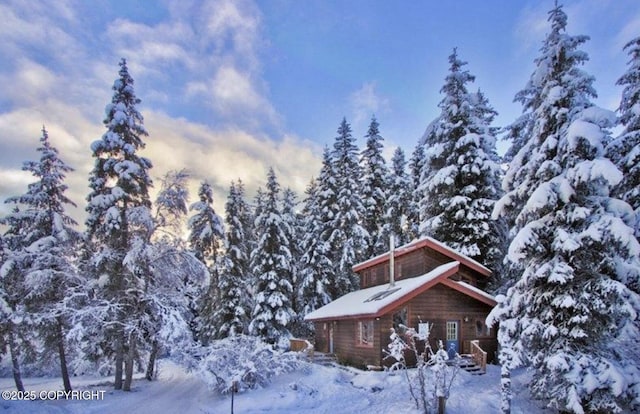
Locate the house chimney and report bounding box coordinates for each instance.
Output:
[389,236,395,287]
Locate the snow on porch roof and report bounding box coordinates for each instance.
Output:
[305,261,495,322]
[352,236,491,277]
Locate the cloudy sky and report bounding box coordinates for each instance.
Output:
[0,0,638,222]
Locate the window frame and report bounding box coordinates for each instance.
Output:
[356,320,375,348]
[475,319,493,338]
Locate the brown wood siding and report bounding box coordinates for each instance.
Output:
[407,284,496,361]
[358,247,487,289]
[359,249,430,289]
[329,284,498,367]
[331,319,383,368]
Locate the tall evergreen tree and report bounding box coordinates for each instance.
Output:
[85,58,154,391]
[407,143,425,241]
[0,211,33,392]
[212,180,253,338]
[281,188,302,316]
[489,6,640,413]
[305,146,342,304]
[325,118,369,297]
[187,182,224,266]
[154,169,189,244]
[360,116,389,256]
[0,235,18,389]
[381,147,413,246]
[607,36,640,238]
[417,49,503,269]
[249,168,294,344]
[315,146,338,241]
[2,127,79,392]
[188,181,224,344]
[296,179,332,335]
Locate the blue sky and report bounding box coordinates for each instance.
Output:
[0,0,638,220]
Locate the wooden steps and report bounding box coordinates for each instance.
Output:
[308,352,338,366]
[458,355,485,375]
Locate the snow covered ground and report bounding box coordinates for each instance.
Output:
[1,359,543,413]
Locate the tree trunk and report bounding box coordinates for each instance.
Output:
[145,339,159,381]
[114,325,124,390]
[437,396,446,414]
[123,333,136,391]
[8,328,25,392]
[56,318,72,392]
[500,361,512,414]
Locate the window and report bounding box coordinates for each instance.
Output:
[364,287,401,302]
[446,321,458,341]
[393,307,408,335]
[475,319,492,337]
[356,320,374,348]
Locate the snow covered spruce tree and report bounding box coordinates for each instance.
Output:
[360,116,389,256]
[188,181,224,266]
[211,180,253,339]
[0,229,30,392]
[249,168,295,345]
[489,5,640,413]
[607,36,640,239]
[85,58,154,391]
[325,118,369,297]
[295,179,333,335]
[407,143,425,241]
[154,169,189,244]
[2,127,80,392]
[417,49,504,271]
[187,181,224,344]
[281,187,305,333]
[381,147,414,246]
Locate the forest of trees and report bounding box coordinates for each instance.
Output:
[1,4,639,413]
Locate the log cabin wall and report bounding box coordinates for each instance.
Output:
[358,246,487,289]
[332,319,381,368]
[405,284,496,361]
[323,282,498,369]
[374,283,497,365]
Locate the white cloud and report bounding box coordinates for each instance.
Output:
[0,0,318,227]
[615,15,640,51]
[140,111,321,217]
[512,3,549,56]
[349,82,390,127]
[104,0,277,129]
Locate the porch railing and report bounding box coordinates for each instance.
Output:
[470,340,487,373]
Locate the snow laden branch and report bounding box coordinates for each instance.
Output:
[384,325,461,414]
[184,335,303,394]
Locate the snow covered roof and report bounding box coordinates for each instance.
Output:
[305,261,495,322]
[352,236,491,277]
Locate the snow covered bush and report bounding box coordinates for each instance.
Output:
[189,335,303,394]
[384,326,461,414]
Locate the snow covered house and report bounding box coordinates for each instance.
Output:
[304,236,498,368]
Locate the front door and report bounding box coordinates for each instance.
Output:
[446,321,459,359]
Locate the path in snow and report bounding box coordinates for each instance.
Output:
[1,360,542,413]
